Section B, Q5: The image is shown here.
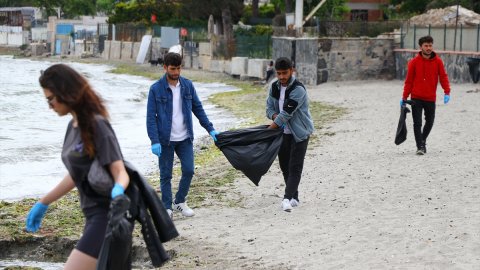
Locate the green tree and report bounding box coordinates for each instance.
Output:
[269,0,349,20]
[0,0,36,6]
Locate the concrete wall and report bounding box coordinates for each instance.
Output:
[231,57,248,76]
[120,41,133,60]
[0,32,25,46]
[248,58,270,79]
[273,37,396,85]
[395,49,480,83]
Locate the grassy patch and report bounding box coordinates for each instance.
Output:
[0,192,84,241]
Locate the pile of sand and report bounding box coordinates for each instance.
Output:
[409,5,480,27]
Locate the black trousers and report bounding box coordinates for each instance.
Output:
[411,98,436,149]
[278,134,309,201]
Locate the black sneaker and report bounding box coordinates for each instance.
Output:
[422,142,427,153]
[416,147,426,155]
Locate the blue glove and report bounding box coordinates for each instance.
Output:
[209,130,220,142]
[444,94,450,104]
[151,143,161,157]
[26,202,49,232]
[111,183,125,198]
[400,99,405,107]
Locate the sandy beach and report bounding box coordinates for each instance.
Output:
[161,80,480,269]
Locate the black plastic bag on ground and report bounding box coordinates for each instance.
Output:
[395,100,413,145]
[215,125,284,186]
[96,195,134,270]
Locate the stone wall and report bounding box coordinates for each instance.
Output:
[272,37,396,85]
[395,49,480,83]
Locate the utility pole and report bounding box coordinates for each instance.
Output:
[295,0,304,35]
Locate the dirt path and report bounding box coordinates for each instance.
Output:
[161,80,480,269]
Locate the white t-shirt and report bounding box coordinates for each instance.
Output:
[170,82,188,141]
[278,85,292,134]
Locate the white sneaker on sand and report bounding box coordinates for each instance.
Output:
[166,209,173,220]
[290,199,300,207]
[281,199,292,212]
[173,202,195,217]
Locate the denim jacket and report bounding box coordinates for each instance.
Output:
[266,77,314,142]
[147,75,214,145]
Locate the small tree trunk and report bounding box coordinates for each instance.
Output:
[252,0,259,18]
[222,7,234,58]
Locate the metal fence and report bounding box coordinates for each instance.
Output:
[234,34,271,58]
[400,23,480,52]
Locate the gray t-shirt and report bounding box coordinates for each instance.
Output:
[61,115,123,209]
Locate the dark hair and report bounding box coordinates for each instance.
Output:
[163,52,182,67]
[274,57,293,70]
[418,36,434,46]
[39,64,108,158]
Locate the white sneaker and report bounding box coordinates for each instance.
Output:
[281,199,292,212]
[173,202,195,217]
[290,199,300,207]
[166,209,173,220]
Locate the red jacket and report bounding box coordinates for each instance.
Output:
[403,51,451,102]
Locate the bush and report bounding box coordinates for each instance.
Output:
[234,25,273,36]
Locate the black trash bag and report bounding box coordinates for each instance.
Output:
[395,100,413,145]
[97,195,134,270]
[124,161,179,243]
[215,125,284,186]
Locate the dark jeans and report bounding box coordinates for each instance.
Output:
[159,139,194,209]
[278,134,309,201]
[411,98,436,149]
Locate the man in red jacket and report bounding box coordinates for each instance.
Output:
[401,35,451,155]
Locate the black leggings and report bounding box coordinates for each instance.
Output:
[278,134,309,201]
[411,99,436,148]
[76,207,109,258]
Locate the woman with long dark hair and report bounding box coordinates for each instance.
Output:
[25,63,130,269]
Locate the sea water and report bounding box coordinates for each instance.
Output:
[0,55,238,201]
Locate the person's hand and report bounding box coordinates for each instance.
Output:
[151,143,161,157]
[444,94,450,104]
[26,202,49,232]
[400,99,406,107]
[209,130,220,142]
[111,183,125,198]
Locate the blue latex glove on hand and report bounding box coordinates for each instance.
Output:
[151,143,161,157]
[444,94,450,104]
[209,130,220,142]
[26,202,48,232]
[400,99,406,107]
[111,183,125,198]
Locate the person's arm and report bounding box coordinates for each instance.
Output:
[108,160,129,191]
[39,173,76,205]
[25,173,75,232]
[438,59,451,95]
[190,82,214,132]
[146,85,160,145]
[266,86,277,120]
[402,59,415,100]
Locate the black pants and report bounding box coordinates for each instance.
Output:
[278,134,309,201]
[411,98,436,149]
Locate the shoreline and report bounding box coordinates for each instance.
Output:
[0,55,345,269]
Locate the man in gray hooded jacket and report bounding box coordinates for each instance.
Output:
[266,57,314,212]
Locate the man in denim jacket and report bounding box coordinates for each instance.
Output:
[266,57,314,212]
[146,52,219,218]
